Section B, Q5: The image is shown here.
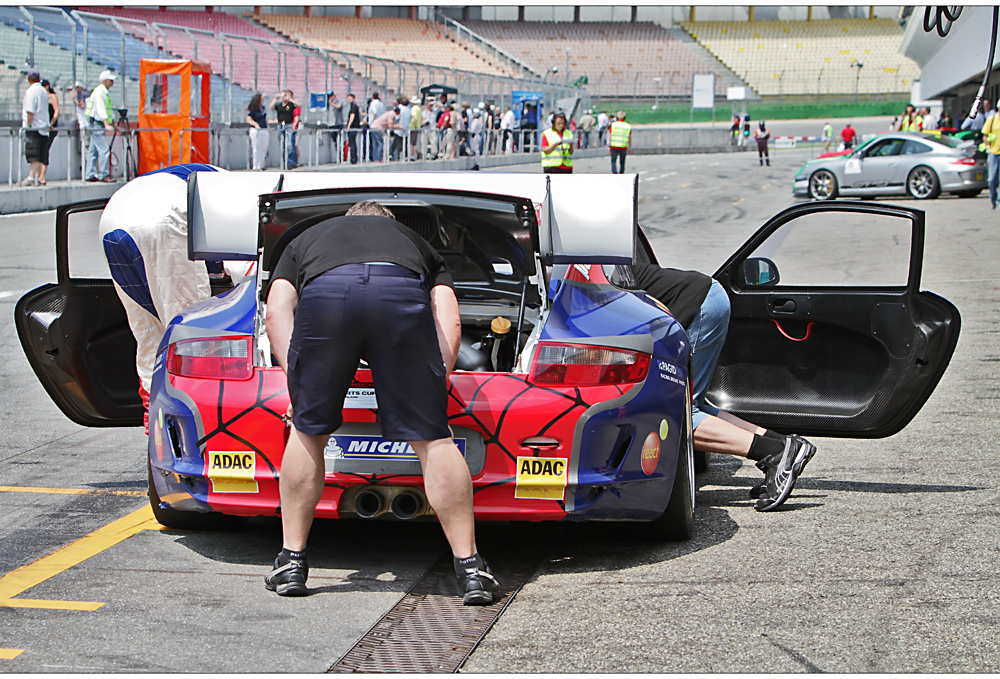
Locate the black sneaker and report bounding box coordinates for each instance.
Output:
[264,556,308,596]
[457,564,499,606]
[789,434,817,476]
[753,435,808,512]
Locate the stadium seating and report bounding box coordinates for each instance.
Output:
[254,14,515,99]
[463,21,745,97]
[679,19,919,96]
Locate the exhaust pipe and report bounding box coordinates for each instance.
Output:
[390,491,423,520]
[354,489,384,519]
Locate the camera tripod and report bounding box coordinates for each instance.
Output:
[109,108,138,181]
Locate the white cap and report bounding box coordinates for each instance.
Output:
[99,70,118,82]
[75,81,84,88]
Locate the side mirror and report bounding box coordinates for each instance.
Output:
[741,257,780,287]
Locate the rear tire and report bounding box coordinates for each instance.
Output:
[646,384,695,541]
[147,459,247,530]
[907,166,940,199]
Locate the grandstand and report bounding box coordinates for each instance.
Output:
[679,18,919,96]
[253,14,516,99]
[464,21,746,97]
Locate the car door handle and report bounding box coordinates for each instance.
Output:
[773,299,796,314]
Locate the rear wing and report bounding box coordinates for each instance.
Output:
[186,171,637,265]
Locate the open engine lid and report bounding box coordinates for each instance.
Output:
[187,171,636,264]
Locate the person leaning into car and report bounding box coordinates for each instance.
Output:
[630,264,817,512]
[263,200,498,604]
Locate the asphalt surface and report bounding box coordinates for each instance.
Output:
[1,147,998,672]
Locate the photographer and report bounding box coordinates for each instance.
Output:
[85,70,118,183]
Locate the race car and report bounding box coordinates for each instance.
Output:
[16,171,961,540]
[794,131,985,200]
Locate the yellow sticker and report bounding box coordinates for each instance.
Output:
[659,418,669,440]
[515,456,568,501]
[208,451,258,493]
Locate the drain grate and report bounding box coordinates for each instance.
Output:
[328,544,548,673]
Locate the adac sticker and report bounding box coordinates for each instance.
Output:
[208,451,258,493]
[515,456,568,501]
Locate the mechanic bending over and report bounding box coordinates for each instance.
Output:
[264,200,498,603]
[630,265,817,511]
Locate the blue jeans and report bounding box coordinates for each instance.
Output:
[280,126,298,168]
[369,129,384,162]
[610,147,627,174]
[988,152,1000,207]
[686,280,729,431]
[85,123,110,179]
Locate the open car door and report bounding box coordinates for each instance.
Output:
[709,200,959,438]
[15,200,144,427]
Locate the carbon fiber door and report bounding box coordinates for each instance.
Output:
[707,201,960,438]
[15,199,144,427]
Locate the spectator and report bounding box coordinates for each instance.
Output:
[821,121,834,153]
[368,92,386,162]
[939,110,954,130]
[521,102,538,153]
[500,105,515,153]
[962,99,991,131]
[540,111,573,174]
[73,81,89,130]
[327,92,344,129]
[608,110,632,174]
[345,93,361,164]
[423,99,438,159]
[85,70,117,183]
[470,108,484,158]
[578,109,596,149]
[395,97,412,161]
[246,92,269,171]
[41,79,60,185]
[271,90,298,169]
[920,107,937,131]
[840,122,857,150]
[597,109,609,145]
[981,108,1000,209]
[458,102,472,157]
[444,103,458,159]
[21,68,49,187]
[409,96,422,160]
[369,105,398,162]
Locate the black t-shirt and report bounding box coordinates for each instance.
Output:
[274,100,295,125]
[248,106,267,128]
[272,215,455,296]
[346,102,361,128]
[630,264,712,329]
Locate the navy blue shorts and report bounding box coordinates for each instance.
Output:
[286,263,451,441]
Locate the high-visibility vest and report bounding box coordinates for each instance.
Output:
[902,115,923,132]
[541,128,573,168]
[609,121,631,148]
[85,85,113,125]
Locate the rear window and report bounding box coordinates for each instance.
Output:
[928,134,962,148]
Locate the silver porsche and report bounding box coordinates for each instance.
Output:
[793,132,986,200]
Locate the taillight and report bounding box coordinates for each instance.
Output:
[952,157,977,165]
[528,342,650,386]
[166,336,253,380]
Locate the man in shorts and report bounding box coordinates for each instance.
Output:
[263,200,498,604]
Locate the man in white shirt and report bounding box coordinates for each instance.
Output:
[367,92,386,162]
[597,110,610,145]
[500,106,515,153]
[85,70,117,182]
[21,68,50,187]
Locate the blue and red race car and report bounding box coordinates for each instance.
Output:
[16,169,960,540]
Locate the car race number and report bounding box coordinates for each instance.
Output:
[844,158,862,175]
[515,456,568,501]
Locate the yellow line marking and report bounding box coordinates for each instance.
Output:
[637,196,649,203]
[0,649,25,660]
[0,486,146,497]
[762,183,771,190]
[0,505,159,610]
[733,198,744,206]
[681,182,692,187]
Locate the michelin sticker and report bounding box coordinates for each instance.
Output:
[515,456,568,501]
[324,435,466,461]
[845,158,861,175]
[208,451,258,493]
